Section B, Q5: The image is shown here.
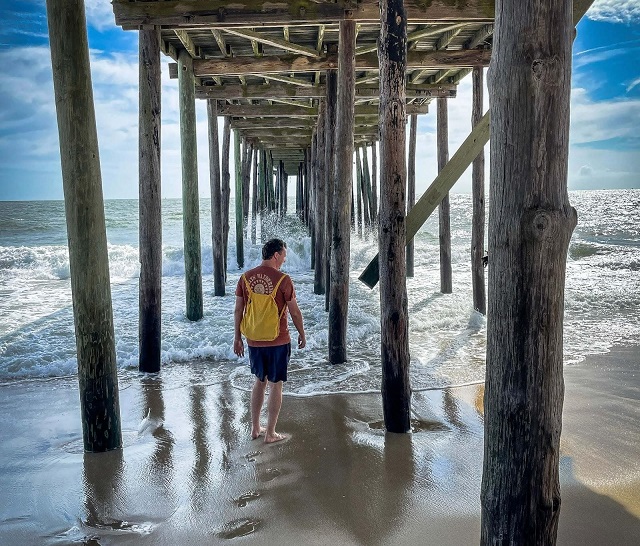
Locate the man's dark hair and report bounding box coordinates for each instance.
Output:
[262,238,287,260]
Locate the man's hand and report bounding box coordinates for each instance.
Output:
[233,337,244,357]
[298,333,306,349]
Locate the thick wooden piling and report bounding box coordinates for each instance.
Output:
[242,140,252,228]
[234,130,244,267]
[407,114,417,277]
[221,116,231,275]
[310,129,317,269]
[207,99,225,296]
[471,67,486,315]
[480,0,577,542]
[378,0,411,433]
[259,149,267,241]
[437,97,453,294]
[329,20,356,364]
[46,0,122,451]
[178,49,203,321]
[138,27,162,373]
[324,69,338,312]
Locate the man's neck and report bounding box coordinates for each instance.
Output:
[261,259,279,270]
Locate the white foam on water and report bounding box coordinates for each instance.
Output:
[1,191,639,390]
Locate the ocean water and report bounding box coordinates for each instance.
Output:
[0,190,638,395]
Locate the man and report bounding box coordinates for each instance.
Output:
[233,238,306,444]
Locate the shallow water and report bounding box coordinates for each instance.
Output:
[0,190,639,393]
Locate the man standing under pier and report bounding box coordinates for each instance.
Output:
[233,238,306,443]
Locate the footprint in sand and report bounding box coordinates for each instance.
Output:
[262,468,282,482]
[233,491,261,507]
[245,451,262,462]
[217,518,261,539]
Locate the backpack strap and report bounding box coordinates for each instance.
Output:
[272,274,288,318]
[241,274,252,296]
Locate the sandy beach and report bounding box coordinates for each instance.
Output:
[0,346,638,545]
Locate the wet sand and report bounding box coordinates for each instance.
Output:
[0,346,638,545]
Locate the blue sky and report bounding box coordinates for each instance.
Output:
[0,0,638,200]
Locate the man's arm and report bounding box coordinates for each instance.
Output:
[286,297,306,349]
[233,296,245,356]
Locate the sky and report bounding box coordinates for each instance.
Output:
[0,0,638,201]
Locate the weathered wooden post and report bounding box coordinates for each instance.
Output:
[371,141,378,222]
[481,0,577,542]
[242,140,252,228]
[282,163,288,214]
[251,147,258,244]
[378,0,411,432]
[362,144,374,227]
[234,130,244,268]
[329,20,356,364]
[138,27,162,373]
[207,99,225,296]
[437,98,452,294]
[407,115,417,277]
[221,117,231,275]
[471,67,486,315]
[178,49,203,321]
[355,146,363,237]
[314,101,327,294]
[46,0,122,451]
[310,128,317,269]
[324,69,338,313]
[267,151,275,212]
[259,149,267,241]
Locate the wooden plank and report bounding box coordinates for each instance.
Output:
[437,98,452,294]
[174,29,200,58]
[211,29,228,56]
[471,66,486,315]
[359,111,490,288]
[216,103,428,117]
[113,0,496,29]
[195,82,455,100]
[188,49,490,77]
[207,100,225,296]
[222,27,322,58]
[465,24,493,49]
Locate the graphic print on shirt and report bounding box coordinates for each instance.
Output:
[247,272,274,295]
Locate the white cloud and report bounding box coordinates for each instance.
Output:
[84,0,117,31]
[587,0,640,23]
[627,77,640,92]
[570,87,640,144]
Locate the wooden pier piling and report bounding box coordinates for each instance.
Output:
[178,49,203,321]
[47,0,123,451]
[207,99,225,296]
[138,27,162,373]
[471,67,486,315]
[329,20,356,364]
[234,130,244,267]
[407,114,417,277]
[324,69,338,312]
[437,97,453,294]
[378,0,411,433]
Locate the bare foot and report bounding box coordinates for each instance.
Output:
[264,432,287,444]
[251,427,266,440]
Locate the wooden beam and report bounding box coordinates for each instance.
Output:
[222,27,323,58]
[217,103,429,117]
[465,24,493,49]
[235,126,378,139]
[260,73,316,87]
[183,49,490,77]
[113,0,496,29]
[210,29,228,56]
[436,27,462,51]
[359,112,490,288]
[174,29,200,58]
[195,82,456,100]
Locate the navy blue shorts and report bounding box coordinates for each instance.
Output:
[248,343,291,383]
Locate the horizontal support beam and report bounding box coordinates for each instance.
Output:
[218,104,429,117]
[176,49,490,77]
[236,126,378,139]
[195,82,456,100]
[114,0,495,29]
[221,27,322,58]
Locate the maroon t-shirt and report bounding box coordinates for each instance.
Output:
[235,265,295,347]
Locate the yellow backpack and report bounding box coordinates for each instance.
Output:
[240,273,287,341]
